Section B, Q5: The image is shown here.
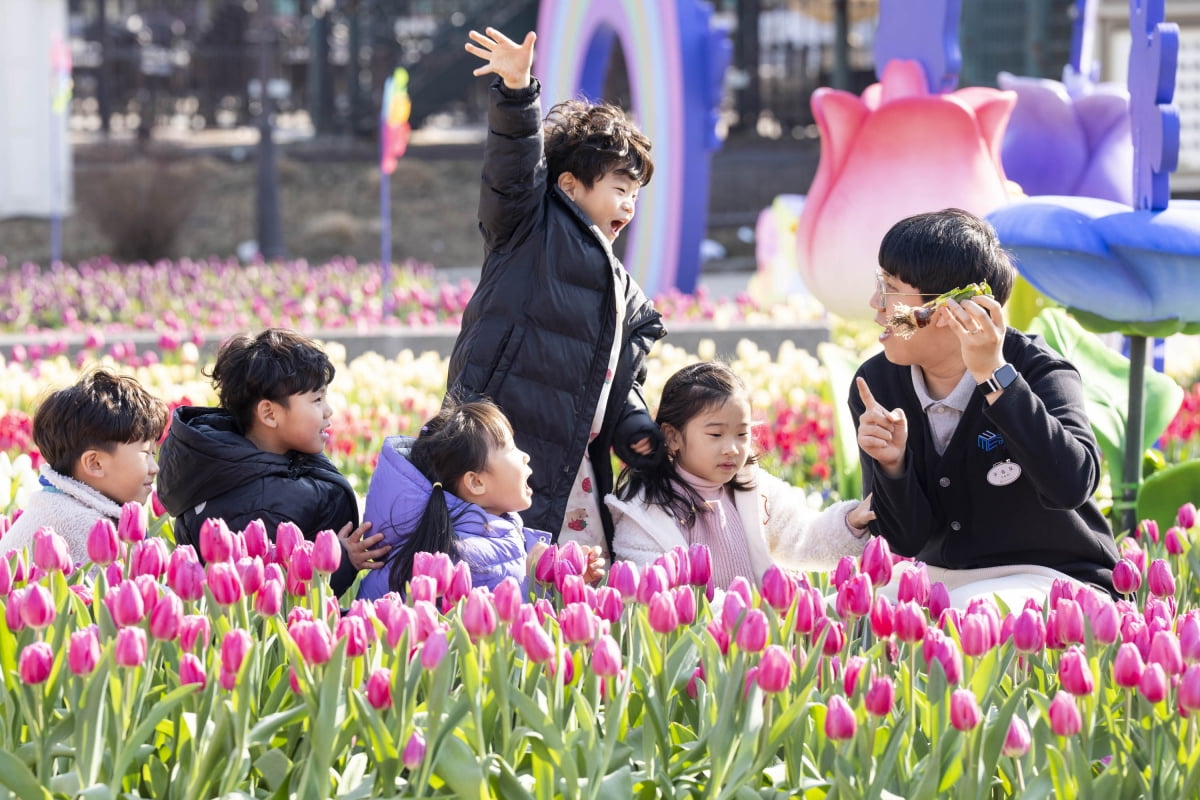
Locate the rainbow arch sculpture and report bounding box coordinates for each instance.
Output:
[536,0,730,295]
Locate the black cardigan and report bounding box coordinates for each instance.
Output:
[446,78,666,545]
[849,329,1119,593]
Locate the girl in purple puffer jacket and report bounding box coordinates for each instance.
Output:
[358,401,603,600]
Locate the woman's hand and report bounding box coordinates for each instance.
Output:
[338,521,389,570]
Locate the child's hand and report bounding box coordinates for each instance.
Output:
[583,546,607,584]
[847,493,875,533]
[465,27,535,90]
[629,436,653,456]
[338,521,390,571]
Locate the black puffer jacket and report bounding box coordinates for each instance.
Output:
[447,78,667,547]
[156,406,360,596]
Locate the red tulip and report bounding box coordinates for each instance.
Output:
[19,642,53,684]
[32,527,72,573]
[68,626,101,676]
[1059,646,1094,696]
[950,688,982,731]
[115,627,147,668]
[756,645,794,693]
[1047,691,1081,736]
[864,675,895,717]
[824,695,857,740]
[366,668,393,710]
[1002,717,1031,757]
[591,633,622,678]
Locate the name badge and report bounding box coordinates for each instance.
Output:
[987,460,1022,486]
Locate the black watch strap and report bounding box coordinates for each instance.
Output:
[978,363,1018,394]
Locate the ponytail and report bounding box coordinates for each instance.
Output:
[387,482,462,594]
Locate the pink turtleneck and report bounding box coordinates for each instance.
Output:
[674,465,755,589]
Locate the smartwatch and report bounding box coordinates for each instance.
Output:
[978,363,1018,394]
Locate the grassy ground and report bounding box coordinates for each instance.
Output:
[0,132,819,271]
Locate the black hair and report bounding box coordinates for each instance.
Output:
[207,328,335,434]
[386,400,513,594]
[878,208,1016,305]
[614,362,756,526]
[34,368,169,476]
[544,99,654,189]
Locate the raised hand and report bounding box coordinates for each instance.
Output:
[856,377,908,478]
[465,27,535,90]
[941,294,1007,386]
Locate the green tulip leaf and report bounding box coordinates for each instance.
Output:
[1027,308,1184,496]
[431,734,488,800]
[0,750,52,800]
[1135,460,1200,534]
[254,749,294,793]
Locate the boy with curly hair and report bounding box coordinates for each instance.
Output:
[447,27,666,561]
[1,368,168,565]
[156,328,388,596]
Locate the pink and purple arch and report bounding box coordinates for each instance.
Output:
[536,0,730,295]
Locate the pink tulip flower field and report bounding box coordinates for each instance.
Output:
[2,256,1200,797]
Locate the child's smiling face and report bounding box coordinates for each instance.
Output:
[664,393,753,485]
[472,431,533,516]
[560,169,640,242]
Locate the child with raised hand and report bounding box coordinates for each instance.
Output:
[156,328,388,598]
[448,26,666,562]
[0,368,168,565]
[357,400,605,601]
[606,362,874,589]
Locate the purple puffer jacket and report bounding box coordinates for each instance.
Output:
[357,436,551,600]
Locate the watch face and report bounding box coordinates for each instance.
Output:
[994,364,1018,389]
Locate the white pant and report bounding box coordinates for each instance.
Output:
[878,561,1101,612]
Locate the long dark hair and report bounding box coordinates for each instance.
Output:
[614,362,756,527]
[387,400,513,593]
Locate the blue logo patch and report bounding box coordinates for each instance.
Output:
[977,430,1004,451]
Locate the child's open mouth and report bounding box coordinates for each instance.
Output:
[609,219,628,237]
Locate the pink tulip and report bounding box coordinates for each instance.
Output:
[176,653,205,688]
[842,654,868,697]
[108,579,146,627]
[950,688,982,731]
[222,628,253,676]
[959,614,992,657]
[1148,559,1176,598]
[520,620,555,664]
[87,518,121,565]
[0,554,11,596]
[19,642,53,684]
[335,616,370,658]
[420,626,450,670]
[1002,717,1031,757]
[1180,614,1200,663]
[928,582,951,621]
[655,549,683,588]
[636,564,669,605]
[1047,691,1081,736]
[720,589,748,635]
[860,535,893,587]
[366,668,393,710]
[20,583,56,629]
[894,601,928,644]
[492,577,523,622]
[1138,518,1160,542]
[1119,538,1147,575]
[558,540,587,577]
[593,586,624,624]
[1179,664,1200,713]
[378,601,415,649]
[897,563,931,606]
[463,588,499,641]
[1088,600,1121,645]
[923,628,963,684]
[207,562,244,606]
[5,589,27,633]
[727,576,754,608]
[869,595,895,638]
[794,587,819,635]
[242,519,270,559]
[129,537,169,579]
[559,574,587,607]
[1012,608,1046,654]
[1149,630,1185,676]
[761,565,798,612]
[1179,503,1197,530]
[558,602,596,645]
[831,556,858,589]
[1051,599,1084,646]
[736,608,770,653]
[1110,642,1146,690]
[591,633,623,678]
[275,521,304,564]
[237,556,265,596]
[149,592,184,641]
[171,560,206,602]
[648,592,680,635]
[815,617,847,656]
[403,730,426,769]
[291,620,335,665]
[864,675,895,717]
[68,626,102,676]
[824,695,857,740]
[687,543,712,587]
[117,502,147,543]
[533,545,558,585]
[1139,662,1169,703]
[408,574,437,604]
[289,541,315,583]
[32,527,72,573]
[1165,526,1186,556]
[756,645,794,693]
[1059,646,1094,695]
[307,529,340,575]
[835,573,872,621]
[179,614,212,652]
[666,585,692,625]
[115,627,147,668]
[607,560,639,600]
